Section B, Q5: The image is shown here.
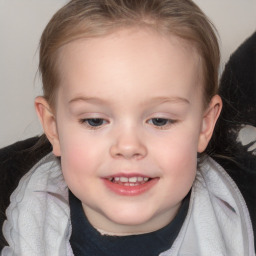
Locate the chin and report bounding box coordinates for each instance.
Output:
[103,208,163,234]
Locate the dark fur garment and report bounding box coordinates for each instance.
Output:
[208,31,256,247]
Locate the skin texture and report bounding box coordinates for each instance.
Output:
[35,27,222,235]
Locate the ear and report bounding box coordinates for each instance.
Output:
[197,95,222,153]
[34,96,61,156]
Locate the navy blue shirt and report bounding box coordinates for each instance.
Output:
[69,191,190,256]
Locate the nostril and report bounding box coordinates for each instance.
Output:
[110,146,147,159]
[109,134,147,159]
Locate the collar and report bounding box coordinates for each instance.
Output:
[2,154,255,256]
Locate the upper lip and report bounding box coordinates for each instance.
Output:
[103,173,153,179]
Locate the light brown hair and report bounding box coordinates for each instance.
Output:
[39,0,220,108]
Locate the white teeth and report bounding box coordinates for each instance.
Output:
[124,183,137,186]
[109,176,150,184]
[123,183,138,187]
[120,177,129,182]
[128,177,137,183]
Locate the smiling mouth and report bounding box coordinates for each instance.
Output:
[103,175,158,196]
[107,176,151,186]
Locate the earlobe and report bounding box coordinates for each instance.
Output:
[34,96,61,156]
[197,95,222,153]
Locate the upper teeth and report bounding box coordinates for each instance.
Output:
[109,177,149,183]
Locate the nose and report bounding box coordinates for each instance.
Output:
[110,128,147,160]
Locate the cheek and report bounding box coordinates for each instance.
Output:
[163,142,197,199]
[151,126,199,184]
[161,142,198,177]
[153,139,197,210]
[59,137,101,200]
[57,128,100,181]
[154,125,200,162]
[60,137,98,173]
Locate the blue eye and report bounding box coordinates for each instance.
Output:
[80,118,106,127]
[151,118,169,126]
[148,118,177,128]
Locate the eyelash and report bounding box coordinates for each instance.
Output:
[79,118,177,130]
[147,118,177,129]
[79,118,108,130]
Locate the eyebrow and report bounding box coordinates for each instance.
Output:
[68,96,190,105]
[145,96,190,105]
[69,96,109,105]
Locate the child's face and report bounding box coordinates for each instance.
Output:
[37,28,221,235]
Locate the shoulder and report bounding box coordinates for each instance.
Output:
[181,157,255,255]
[1,153,70,255]
[169,157,255,255]
[0,136,51,250]
[196,157,254,245]
[196,157,250,213]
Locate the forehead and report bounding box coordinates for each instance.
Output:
[56,28,203,103]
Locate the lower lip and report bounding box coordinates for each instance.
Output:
[102,178,159,196]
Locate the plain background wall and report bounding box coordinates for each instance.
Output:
[0,0,256,148]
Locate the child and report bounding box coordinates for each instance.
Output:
[1,0,255,255]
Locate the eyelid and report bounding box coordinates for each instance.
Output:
[79,117,107,123]
[146,117,178,130]
[79,117,110,130]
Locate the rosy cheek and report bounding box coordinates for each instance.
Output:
[60,138,85,169]
[161,140,197,171]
